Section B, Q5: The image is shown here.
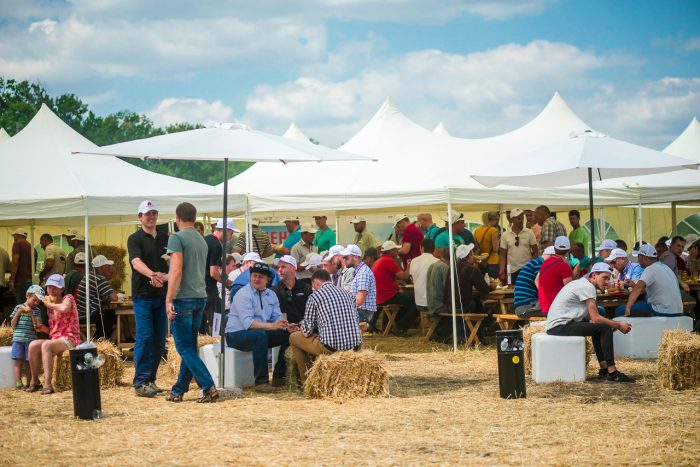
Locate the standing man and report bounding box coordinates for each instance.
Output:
[10,229,33,303]
[498,208,538,285]
[165,202,218,403]
[233,219,274,258]
[39,234,66,284]
[290,223,318,283]
[0,245,10,299]
[313,215,336,254]
[343,244,377,325]
[350,216,381,255]
[417,213,439,240]
[391,214,424,269]
[202,218,239,334]
[535,205,567,252]
[272,255,312,325]
[434,210,474,260]
[275,216,301,256]
[524,209,541,244]
[127,200,170,398]
[568,210,591,257]
[65,234,87,274]
[409,239,439,316]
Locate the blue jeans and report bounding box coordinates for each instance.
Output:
[614,300,682,317]
[170,298,215,396]
[226,329,289,385]
[132,296,167,388]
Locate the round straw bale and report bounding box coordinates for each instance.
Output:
[165,335,220,376]
[52,351,73,391]
[304,350,390,400]
[284,346,302,392]
[658,329,700,390]
[0,325,13,346]
[94,339,125,389]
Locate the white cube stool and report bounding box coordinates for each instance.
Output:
[199,344,255,388]
[531,334,586,383]
[613,316,693,359]
[0,346,16,389]
[271,346,280,370]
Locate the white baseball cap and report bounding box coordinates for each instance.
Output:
[138,200,158,215]
[442,209,464,224]
[554,236,571,250]
[456,243,475,259]
[280,216,300,223]
[586,262,614,277]
[510,208,524,218]
[326,244,345,259]
[301,223,319,234]
[231,253,243,265]
[637,244,658,258]
[596,239,617,251]
[604,248,628,262]
[26,285,45,300]
[543,246,556,255]
[304,254,324,270]
[45,274,65,289]
[74,252,86,265]
[251,218,261,226]
[73,234,85,241]
[243,252,262,263]
[65,228,78,236]
[381,240,401,252]
[216,218,241,233]
[278,255,297,268]
[349,216,367,224]
[341,244,362,257]
[391,214,411,226]
[92,255,114,268]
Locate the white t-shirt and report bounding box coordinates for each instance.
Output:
[640,262,683,315]
[545,278,597,331]
[410,253,440,307]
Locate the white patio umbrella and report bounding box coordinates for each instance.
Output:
[75,122,373,387]
[473,130,699,256]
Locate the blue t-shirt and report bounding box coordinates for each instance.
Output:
[277,227,302,258]
[622,261,644,280]
[514,256,544,307]
[424,224,440,240]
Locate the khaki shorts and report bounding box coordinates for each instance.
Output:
[58,338,76,350]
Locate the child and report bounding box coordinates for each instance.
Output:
[9,285,44,389]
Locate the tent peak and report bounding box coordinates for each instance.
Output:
[0,128,10,142]
[283,122,311,144]
[433,122,451,136]
[664,115,700,163]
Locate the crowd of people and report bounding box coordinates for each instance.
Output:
[3,200,698,398]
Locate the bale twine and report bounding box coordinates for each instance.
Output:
[523,323,593,376]
[165,335,220,376]
[658,330,700,390]
[285,346,302,392]
[51,340,125,391]
[304,350,390,400]
[0,325,13,346]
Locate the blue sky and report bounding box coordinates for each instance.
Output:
[1,0,698,148]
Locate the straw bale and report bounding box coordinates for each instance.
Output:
[52,351,73,391]
[285,346,302,392]
[658,330,700,390]
[0,324,13,346]
[523,324,592,376]
[304,350,390,400]
[50,340,125,391]
[165,335,220,376]
[92,244,127,291]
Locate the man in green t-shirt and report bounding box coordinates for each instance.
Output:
[568,210,591,256]
[313,215,336,253]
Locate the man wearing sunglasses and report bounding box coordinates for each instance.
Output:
[498,208,538,285]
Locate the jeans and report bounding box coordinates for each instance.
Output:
[614,298,682,317]
[170,298,215,396]
[132,296,167,388]
[15,280,31,304]
[548,320,615,367]
[200,292,221,335]
[226,329,289,385]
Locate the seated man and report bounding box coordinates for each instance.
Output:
[372,241,416,336]
[456,244,495,312]
[289,269,362,383]
[619,244,683,317]
[64,252,86,297]
[605,248,643,285]
[77,254,119,341]
[569,242,591,277]
[229,253,280,298]
[272,255,312,325]
[546,263,634,382]
[225,262,290,392]
[343,244,377,325]
[513,246,553,317]
[536,236,573,314]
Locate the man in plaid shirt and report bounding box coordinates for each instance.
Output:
[289,269,362,383]
[342,244,377,325]
[535,205,567,253]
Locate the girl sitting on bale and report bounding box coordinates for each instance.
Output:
[26,274,82,394]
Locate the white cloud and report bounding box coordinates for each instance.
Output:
[146,98,235,127]
[28,19,57,35]
[82,89,118,106]
[684,37,700,52]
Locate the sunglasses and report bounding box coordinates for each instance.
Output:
[514,236,520,247]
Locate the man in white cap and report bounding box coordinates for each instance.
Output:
[434,210,474,261]
[323,244,352,288]
[65,233,88,274]
[535,205,567,253]
[230,252,262,283]
[605,248,643,285]
[38,233,66,284]
[343,244,377,325]
[391,214,424,269]
[595,239,618,263]
[372,240,415,336]
[498,208,538,285]
[513,246,555,317]
[275,216,302,256]
[620,244,683,318]
[78,255,119,342]
[301,253,323,273]
[272,255,312,325]
[536,236,574,314]
[456,243,496,313]
[64,252,86,297]
[290,223,318,283]
[349,216,380,255]
[10,228,33,303]
[233,218,274,258]
[546,262,635,382]
[202,218,240,334]
[313,215,336,254]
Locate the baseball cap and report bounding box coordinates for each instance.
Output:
[381,240,401,252]
[26,285,45,300]
[349,216,367,224]
[301,223,319,234]
[231,253,243,265]
[45,274,65,289]
[586,262,613,277]
[442,209,464,224]
[73,234,85,241]
[303,254,323,270]
[326,244,345,259]
[638,244,658,258]
[341,244,362,257]
[243,252,262,263]
[278,255,297,268]
[92,255,114,268]
[554,236,571,250]
[510,208,524,218]
[313,214,327,219]
[11,228,28,237]
[138,200,158,215]
[604,248,628,262]
[65,228,78,237]
[251,218,261,226]
[280,216,300,223]
[456,243,475,259]
[595,239,617,251]
[215,218,241,233]
[392,214,410,226]
[543,246,556,255]
[74,252,86,265]
[250,262,272,278]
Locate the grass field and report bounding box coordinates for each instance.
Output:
[1,335,698,466]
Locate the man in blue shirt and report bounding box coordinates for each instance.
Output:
[513,247,554,317]
[275,216,302,257]
[605,248,643,283]
[225,262,291,392]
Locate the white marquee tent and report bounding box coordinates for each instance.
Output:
[0,128,10,144]
[283,122,312,144]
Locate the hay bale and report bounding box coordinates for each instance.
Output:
[165,335,220,376]
[52,351,73,391]
[304,350,390,400]
[51,340,125,391]
[285,346,302,392]
[658,330,700,390]
[0,324,13,346]
[92,244,127,291]
[523,324,593,376]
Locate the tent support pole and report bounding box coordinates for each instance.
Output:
[335,216,340,244]
[671,202,677,237]
[245,196,252,254]
[219,158,229,388]
[30,221,36,279]
[588,168,596,262]
[84,213,91,342]
[447,190,457,353]
[637,194,643,249]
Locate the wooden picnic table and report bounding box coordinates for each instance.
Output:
[485,287,515,314]
[109,300,171,350]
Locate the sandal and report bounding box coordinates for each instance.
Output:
[196,387,219,403]
[25,383,43,393]
[41,387,55,395]
[165,392,183,403]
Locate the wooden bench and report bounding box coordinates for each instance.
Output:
[377,304,402,337]
[424,313,488,347]
[495,314,546,330]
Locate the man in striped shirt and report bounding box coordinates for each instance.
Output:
[233,219,274,258]
[289,269,362,383]
[343,244,377,325]
[513,247,554,317]
[78,255,119,341]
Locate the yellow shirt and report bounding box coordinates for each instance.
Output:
[474,225,499,265]
[44,243,66,276]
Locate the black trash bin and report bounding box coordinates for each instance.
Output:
[70,348,102,420]
[496,329,526,399]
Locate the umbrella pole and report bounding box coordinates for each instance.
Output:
[84,213,91,342]
[447,192,458,353]
[219,158,229,388]
[588,168,596,262]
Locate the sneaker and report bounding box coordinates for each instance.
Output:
[135,384,158,398]
[606,370,635,383]
[148,382,165,393]
[254,383,277,393]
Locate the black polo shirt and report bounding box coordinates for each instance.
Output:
[204,234,224,295]
[127,228,170,298]
[272,279,312,324]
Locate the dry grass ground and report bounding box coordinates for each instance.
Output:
[1,334,699,466]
